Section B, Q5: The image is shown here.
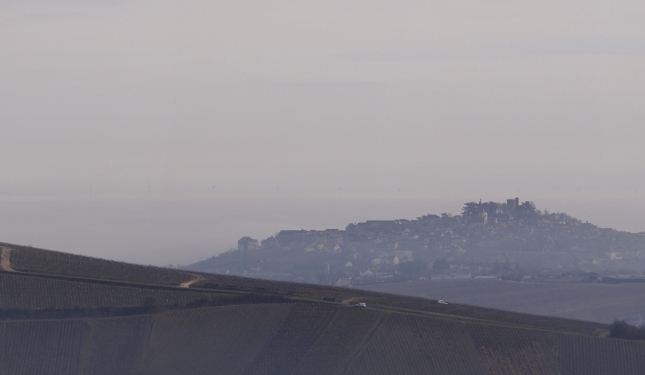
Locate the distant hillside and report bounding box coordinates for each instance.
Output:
[186,198,645,285]
[3,242,645,374]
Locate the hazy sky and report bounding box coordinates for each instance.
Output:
[1,0,645,264]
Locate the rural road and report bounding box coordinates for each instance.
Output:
[179,274,204,288]
[0,247,15,272]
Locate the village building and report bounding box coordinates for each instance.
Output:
[238,237,260,251]
[387,255,399,265]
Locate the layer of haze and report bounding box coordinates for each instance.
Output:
[1,0,644,265]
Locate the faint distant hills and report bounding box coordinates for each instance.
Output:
[186,198,645,286]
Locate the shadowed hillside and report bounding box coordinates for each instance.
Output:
[1,304,644,375]
[0,242,643,374]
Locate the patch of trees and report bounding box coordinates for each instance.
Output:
[462,200,540,218]
[462,201,505,216]
[609,320,645,340]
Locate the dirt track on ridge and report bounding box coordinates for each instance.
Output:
[0,247,16,272]
[180,274,204,288]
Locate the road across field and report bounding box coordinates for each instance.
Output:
[359,279,645,324]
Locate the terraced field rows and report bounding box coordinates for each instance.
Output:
[555,333,645,375]
[0,273,217,309]
[82,316,152,375]
[343,313,485,375]
[242,304,341,375]
[291,308,386,375]
[0,303,644,374]
[6,244,194,285]
[467,323,558,375]
[0,319,85,375]
[138,304,293,375]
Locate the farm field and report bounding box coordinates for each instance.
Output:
[1,242,606,334]
[138,304,293,375]
[5,243,196,285]
[190,274,605,334]
[0,272,220,310]
[0,303,644,375]
[359,279,645,324]
[3,242,645,374]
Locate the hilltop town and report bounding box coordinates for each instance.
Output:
[187,198,645,286]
